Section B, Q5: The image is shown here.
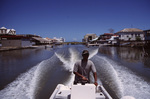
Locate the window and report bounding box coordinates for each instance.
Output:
[3,30,5,34]
[146,31,150,36]
[131,34,133,37]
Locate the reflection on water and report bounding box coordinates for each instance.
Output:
[99,46,150,66]
[117,48,144,62]
[143,57,150,68]
[99,46,150,81]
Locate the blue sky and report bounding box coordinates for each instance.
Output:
[0,0,150,41]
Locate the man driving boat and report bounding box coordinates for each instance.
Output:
[73,50,98,86]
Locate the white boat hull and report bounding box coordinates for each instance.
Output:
[50,84,112,99]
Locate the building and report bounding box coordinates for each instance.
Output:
[100,33,114,40]
[144,29,150,41]
[82,34,98,42]
[0,27,32,47]
[0,35,32,47]
[144,30,150,48]
[20,34,53,45]
[115,28,144,41]
[32,36,52,45]
[53,37,65,42]
[0,27,16,35]
[108,35,119,45]
[31,37,65,45]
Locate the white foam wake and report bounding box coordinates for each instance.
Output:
[55,47,99,85]
[55,47,80,72]
[55,48,79,85]
[96,55,150,99]
[113,63,150,99]
[89,48,99,59]
[0,66,37,99]
[0,54,56,99]
[93,55,124,98]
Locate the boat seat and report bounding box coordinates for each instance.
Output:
[95,92,105,99]
[55,85,71,99]
[71,84,95,99]
[55,90,71,99]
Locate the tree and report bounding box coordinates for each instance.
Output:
[136,36,141,41]
[108,28,114,33]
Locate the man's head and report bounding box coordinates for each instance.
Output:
[82,50,89,59]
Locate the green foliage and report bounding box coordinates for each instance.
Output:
[136,36,141,41]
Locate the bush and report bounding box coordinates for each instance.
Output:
[136,36,141,41]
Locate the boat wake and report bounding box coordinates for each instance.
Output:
[55,47,80,72]
[1,46,148,99]
[0,53,59,99]
[92,54,150,99]
[0,46,99,99]
[55,47,99,85]
[113,62,150,99]
[55,47,99,71]
[0,66,37,99]
[91,55,124,98]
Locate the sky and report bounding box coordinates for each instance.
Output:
[0,0,150,41]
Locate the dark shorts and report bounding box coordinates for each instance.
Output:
[74,80,90,85]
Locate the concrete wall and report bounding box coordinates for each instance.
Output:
[21,40,32,47]
[1,40,32,47]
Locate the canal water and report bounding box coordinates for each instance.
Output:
[0,45,150,99]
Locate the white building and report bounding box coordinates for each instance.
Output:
[108,35,119,45]
[83,34,98,42]
[0,27,16,35]
[116,28,144,41]
[53,37,65,43]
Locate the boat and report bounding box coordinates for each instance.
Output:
[50,83,112,99]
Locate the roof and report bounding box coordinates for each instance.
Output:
[84,34,97,38]
[0,35,29,39]
[32,37,49,43]
[85,33,96,36]
[0,27,7,29]
[6,29,11,33]
[11,29,15,31]
[45,37,53,40]
[117,28,143,32]
[144,29,150,32]
[103,33,114,35]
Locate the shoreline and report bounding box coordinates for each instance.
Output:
[0,46,45,52]
[0,42,150,52]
